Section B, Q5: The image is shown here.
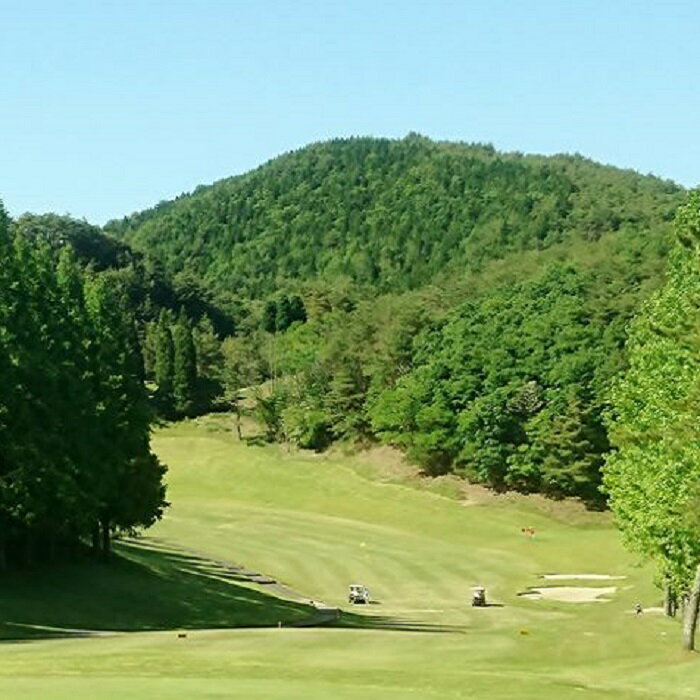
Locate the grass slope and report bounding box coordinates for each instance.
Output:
[0,543,311,640]
[0,415,699,699]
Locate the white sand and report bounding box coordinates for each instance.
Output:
[541,574,626,581]
[521,586,617,603]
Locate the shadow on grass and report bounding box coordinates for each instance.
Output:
[333,609,466,634]
[0,537,467,641]
[0,541,314,641]
[138,542,466,635]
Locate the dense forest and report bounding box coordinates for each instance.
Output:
[0,135,692,574]
[106,135,682,297]
[105,135,685,505]
[12,212,242,419]
[0,203,167,569]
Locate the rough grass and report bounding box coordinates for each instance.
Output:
[0,414,699,699]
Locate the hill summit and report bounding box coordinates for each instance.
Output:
[106,134,683,298]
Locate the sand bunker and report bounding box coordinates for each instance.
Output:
[541,574,626,581]
[521,586,617,603]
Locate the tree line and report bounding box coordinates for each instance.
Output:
[605,191,700,650]
[0,202,167,569]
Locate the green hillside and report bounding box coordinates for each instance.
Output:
[106,135,683,298]
[100,137,689,503]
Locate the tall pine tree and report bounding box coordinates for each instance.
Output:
[173,309,197,416]
[154,309,175,414]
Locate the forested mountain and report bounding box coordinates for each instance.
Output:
[100,136,687,504]
[106,134,683,299]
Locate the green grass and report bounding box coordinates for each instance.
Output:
[0,543,311,640]
[0,414,699,698]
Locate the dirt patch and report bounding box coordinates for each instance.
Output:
[520,586,617,603]
[541,574,626,581]
[350,445,420,481]
[340,446,610,523]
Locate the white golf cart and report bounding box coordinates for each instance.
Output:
[471,586,487,607]
[348,584,371,604]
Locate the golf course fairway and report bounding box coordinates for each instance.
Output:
[1,415,699,699]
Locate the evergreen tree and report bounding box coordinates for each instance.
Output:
[141,321,159,380]
[275,295,292,333]
[221,334,264,439]
[190,316,223,408]
[173,309,197,416]
[154,310,175,413]
[262,300,277,333]
[84,275,165,556]
[193,316,222,381]
[7,235,89,563]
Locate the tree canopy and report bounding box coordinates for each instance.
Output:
[604,191,700,648]
[106,135,682,299]
[0,202,167,569]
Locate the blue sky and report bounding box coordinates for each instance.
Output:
[2,0,699,224]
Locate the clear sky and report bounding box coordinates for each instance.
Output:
[2,0,699,224]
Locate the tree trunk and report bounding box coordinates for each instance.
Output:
[47,535,56,563]
[234,402,242,441]
[0,533,6,573]
[100,518,111,560]
[23,532,34,568]
[682,563,700,651]
[665,585,677,617]
[91,522,101,557]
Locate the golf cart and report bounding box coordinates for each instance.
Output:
[348,584,370,604]
[471,586,487,607]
